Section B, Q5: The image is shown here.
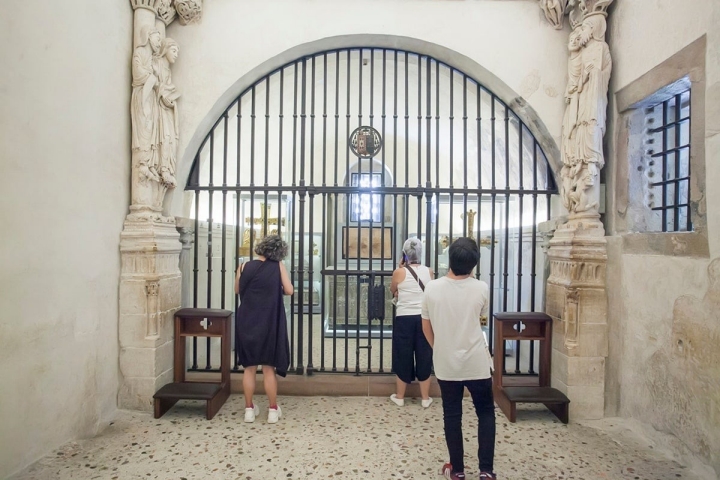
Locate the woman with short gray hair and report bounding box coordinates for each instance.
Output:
[389,237,434,408]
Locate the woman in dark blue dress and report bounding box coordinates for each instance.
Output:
[234,235,293,424]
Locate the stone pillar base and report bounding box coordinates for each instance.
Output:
[118,219,181,411]
[545,216,608,420]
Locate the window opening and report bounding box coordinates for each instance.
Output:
[350,172,382,223]
[645,88,691,232]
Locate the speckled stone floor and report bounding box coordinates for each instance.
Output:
[14,396,695,480]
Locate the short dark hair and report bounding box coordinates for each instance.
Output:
[448,237,479,275]
[254,235,288,261]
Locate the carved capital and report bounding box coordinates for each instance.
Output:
[548,258,606,287]
[175,0,203,25]
[130,0,159,13]
[156,0,177,25]
[177,227,195,249]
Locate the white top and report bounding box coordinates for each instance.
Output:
[421,276,491,381]
[395,265,432,317]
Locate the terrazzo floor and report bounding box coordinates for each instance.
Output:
[14,395,696,480]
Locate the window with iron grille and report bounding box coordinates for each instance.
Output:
[644,88,692,232]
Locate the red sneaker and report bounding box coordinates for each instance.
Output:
[479,473,497,479]
[440,463,466,480]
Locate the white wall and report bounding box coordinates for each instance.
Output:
[0,0,132,476]
[605,0,720,474]
[165,0,569,217]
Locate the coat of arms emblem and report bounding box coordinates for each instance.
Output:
[350,126,382,158]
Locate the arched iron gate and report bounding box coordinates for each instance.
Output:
[185,47,557,377]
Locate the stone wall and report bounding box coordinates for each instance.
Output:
[0,1,132,477]
[604,0,720,474]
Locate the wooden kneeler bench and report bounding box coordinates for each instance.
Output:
[492,312,570,424]
[154,308,233,420]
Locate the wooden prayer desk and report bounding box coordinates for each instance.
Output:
[492,312,569,424]
[153,308,232,420]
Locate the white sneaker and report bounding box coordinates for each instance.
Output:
[390,394,404,407]
[421,398,433,408]
[244,405,260,423]
[267,405,282,424]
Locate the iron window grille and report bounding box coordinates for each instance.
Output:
[350,172,382,223]
[646,88,692,232]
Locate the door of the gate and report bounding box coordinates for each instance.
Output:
[185,47,557,377]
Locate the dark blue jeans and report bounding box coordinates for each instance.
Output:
[438,378,496,474]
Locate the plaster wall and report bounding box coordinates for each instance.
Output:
[605,0,720,473]
[0,1,132,477]
[165,0,569,218]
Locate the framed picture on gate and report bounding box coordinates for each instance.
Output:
[342,226,393,260]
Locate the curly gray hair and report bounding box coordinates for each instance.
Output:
[254,235,289,261]
[402,237,423,264]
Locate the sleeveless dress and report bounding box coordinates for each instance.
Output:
[235,259,290,377]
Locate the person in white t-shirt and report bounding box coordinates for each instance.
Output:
[421,237,496,480]
[389,238,434,408]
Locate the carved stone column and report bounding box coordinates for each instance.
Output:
[545,218,607,419]
[118,220,181,411]
[538,0,613,420]
[176,217,195,308]
[118,0,198,411]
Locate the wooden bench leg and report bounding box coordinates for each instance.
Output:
[544,402,569,424]
[154,398,178,419]
[206,385,230,420]
[493,387,516,423]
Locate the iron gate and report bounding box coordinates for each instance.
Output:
[185,47,557,376]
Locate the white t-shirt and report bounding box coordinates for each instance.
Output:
[421,276,490,381]
[396,265,432,317]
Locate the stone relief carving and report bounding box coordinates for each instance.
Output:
[564,288,580,348]
[156,0,177,25]
[560,7,612,216]
[175,0,203,25]
[156,38,180,189]
[548,259,605,285]
[130,25,164,218]
[539,0,613,219]
[129,26,181,220]
[145,280,160,337]
[539,0,570,30]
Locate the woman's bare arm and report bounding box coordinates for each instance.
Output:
[390,267,405,298]
[279,261,294,296]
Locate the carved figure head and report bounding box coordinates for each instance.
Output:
[581,14,607,44]
[568,27,583,52]
[138,25,162,52]
[149,30,162,53]
[175,0,203,25]
[161,38,179,64]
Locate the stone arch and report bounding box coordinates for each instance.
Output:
[169,34,561,216]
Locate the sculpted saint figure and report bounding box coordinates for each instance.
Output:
[156,38,181,190]
[130,26,162,211]
[559,12,612,215]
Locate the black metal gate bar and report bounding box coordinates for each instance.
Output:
[515,119,524,374]
[184,47,558,376]
[528,139,539,374]
[489,97,497,357]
